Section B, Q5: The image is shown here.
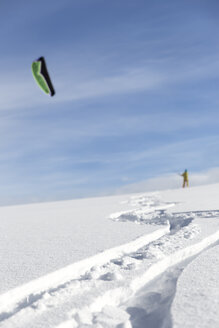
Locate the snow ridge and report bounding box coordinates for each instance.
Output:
[0,226,169,318]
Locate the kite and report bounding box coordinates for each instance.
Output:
[32,57,55,96]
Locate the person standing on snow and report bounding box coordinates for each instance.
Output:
[181,169,189,188]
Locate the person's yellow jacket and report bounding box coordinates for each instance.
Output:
[182,171,188,181]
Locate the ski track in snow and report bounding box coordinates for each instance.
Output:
[0,194,219,328]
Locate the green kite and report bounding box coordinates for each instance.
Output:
[32,57,55,96]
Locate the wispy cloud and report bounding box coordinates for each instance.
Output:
[1,51,219,111]
[55,55,219,103]
[53,67,165,102]
[111,135,219,167]
[0,73,52,111]
[115,167,219,194]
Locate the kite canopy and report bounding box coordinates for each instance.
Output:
[32,57,55,96]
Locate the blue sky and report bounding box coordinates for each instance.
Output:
[0,0,219,205]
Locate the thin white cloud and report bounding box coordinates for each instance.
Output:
[115,167,219,194]
[55,67,165,102]
[0,75,52,110]
[113,135,219,167]
[54,53,219,103]
[0,66,164,110]
[1,52,219,111]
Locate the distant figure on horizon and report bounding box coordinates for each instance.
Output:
[181,169,189,188]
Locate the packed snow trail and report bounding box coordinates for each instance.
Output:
[0,192,219,328]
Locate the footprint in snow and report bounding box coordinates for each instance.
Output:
[99,271,123,281]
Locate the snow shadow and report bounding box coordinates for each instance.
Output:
[125,236,219,328]
[174,210,219,219]
[168,216,193,233]
[125,265,185,328]
[110,207,195,230]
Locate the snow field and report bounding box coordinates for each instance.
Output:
[0,225,169,315]
[0,185,219,327]
[0,193,172,327]
[171,245,219,328]
[0,194,160,294]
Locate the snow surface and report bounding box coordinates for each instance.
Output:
[0,194,161,294]
[172,245,219,328]
[0,184,219,327]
